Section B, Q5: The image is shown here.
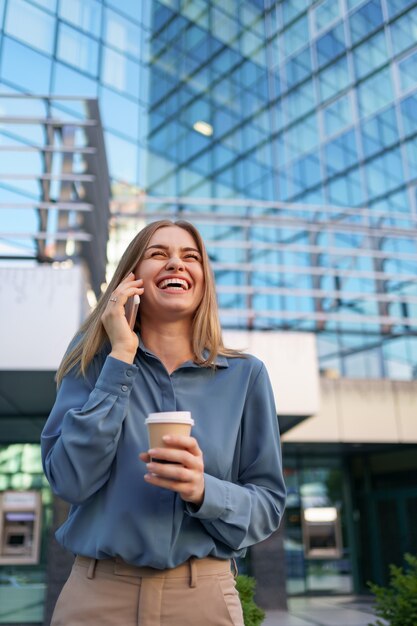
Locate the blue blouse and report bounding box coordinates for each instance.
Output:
[41,340,286,569]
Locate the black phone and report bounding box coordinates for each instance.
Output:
[125,294,140,330]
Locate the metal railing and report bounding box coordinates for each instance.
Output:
[0,95,110,296]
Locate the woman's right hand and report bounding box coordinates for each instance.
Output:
[101,273,144,364]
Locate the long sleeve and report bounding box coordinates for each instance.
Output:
[185,363,286,550]
[41,356,138,505]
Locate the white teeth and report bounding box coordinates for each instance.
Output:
[157,278,189,290]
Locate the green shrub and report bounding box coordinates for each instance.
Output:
[236,574,265,626]
[368,553,417,626]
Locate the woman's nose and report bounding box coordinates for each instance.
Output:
[166,256,184,270]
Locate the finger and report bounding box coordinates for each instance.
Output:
[107,286,144,307]
[146,461,191,481]
[146,448,198,469]
[161,435,202,456]
[139,452,150,462]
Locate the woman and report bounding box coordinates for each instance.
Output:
[41,219,286,626]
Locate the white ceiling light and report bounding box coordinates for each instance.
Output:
[193,121,213,136]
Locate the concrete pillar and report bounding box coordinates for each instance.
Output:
[43,497,74,626]
[251,524,288,610]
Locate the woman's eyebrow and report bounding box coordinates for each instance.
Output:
[145,244,200,253]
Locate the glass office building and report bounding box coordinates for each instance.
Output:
[1,0,417,620]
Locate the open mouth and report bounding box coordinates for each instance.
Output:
[157,278,190,291]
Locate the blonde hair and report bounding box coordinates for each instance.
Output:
[56,219,242,385]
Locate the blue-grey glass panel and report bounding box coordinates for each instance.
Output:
[284,113,319,161]
[316,23,345,68]
[57,23,99,76]
[52,62,97,97]
[104,7,143,57]
[101,45,140,98]
[0,36,51,92]
[283,14,308,57]
[284,48,312,89]
[361,106,398,158]
[5,0,55,54]
[290,151,322,194]
[325,129,358,177]
[386,0,416,18]
[0,0,4,23]
[105,131,138,184]
[106,0,144,22]
[400,91,417,136]
[357,67,393,117]
[314,0,340,32]
[353,30,388,80]
[323,94,352,137]
[347,0,367,8]
[398,51,417,92]
[100,86,141,140]
[30,0,56,10]
[212,7,238,45]
[349,0,383,45]
[318,55,351,102]
[405,136,417,179]
[365,147,404,196]
[285,79,315,123]
[390,7,417,55]
[59,0,102,38]
[328,168,364,206]
[282,0,309,25]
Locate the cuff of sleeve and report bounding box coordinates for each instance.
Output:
[185,473,228,520]
[95,355,138,397]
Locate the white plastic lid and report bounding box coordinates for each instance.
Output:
[145,411,194,425]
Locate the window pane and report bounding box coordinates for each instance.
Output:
[357,68,393,117]
[325,129,358,177]
[101,46,140,98]
[5,0,55,54]
[0,36,51,92]
[323,94,352,137]
[105,0,144,22]
[398,51,417,92]
[30,0,56,10]
[400,91,417,136]
[318,56,351,102]
[57,23,99,76]
[349,0,383,45]
[386,0,416,18]
[100,86,141,140]
[105,132,138,184]
[390,8,417,56]
[104,7,142,57]
[59,0,102,38]
[285,48,312,89]
[52,62,97,97]
[314,0,340,32]
[365,148,404,197]
[316,22,345,68]
[353,30,388,80]
[283,15,309,58]
[361,106,399,158]
[282,0,309,25]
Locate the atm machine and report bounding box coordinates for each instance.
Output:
[302,506,343,559]
[0,490,42,565]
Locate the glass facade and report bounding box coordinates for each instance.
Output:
[1,0,417,379]
[2,0,417,613]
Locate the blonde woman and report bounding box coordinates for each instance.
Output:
[41,220,286,626]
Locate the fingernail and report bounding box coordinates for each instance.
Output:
[162,435,171,442]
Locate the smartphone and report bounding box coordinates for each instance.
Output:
[125,294,140,330]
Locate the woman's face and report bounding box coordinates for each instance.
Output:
[135,226,205,323]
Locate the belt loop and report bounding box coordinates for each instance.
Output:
[87,558,97,580]
[231,558,239,578]
[189,557,197,588]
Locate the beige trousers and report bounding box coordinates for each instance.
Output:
[51,555,244,626]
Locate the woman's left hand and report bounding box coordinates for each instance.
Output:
[139,436,205,507]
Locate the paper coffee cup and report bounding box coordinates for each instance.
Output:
[145,411,194,449]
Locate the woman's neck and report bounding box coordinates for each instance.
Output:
[140,321,194,374]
